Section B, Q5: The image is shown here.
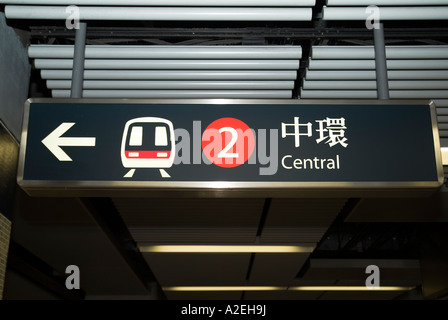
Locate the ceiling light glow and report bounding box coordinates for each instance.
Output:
[163,286,415,292]
[139,245,315,253]
[163,286,287,292]
[289,286,415,291]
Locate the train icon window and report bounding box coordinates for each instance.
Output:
[121,117,175,178]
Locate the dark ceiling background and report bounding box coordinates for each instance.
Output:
[1,0,448,301]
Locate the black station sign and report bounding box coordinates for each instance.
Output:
[17,99,444,196]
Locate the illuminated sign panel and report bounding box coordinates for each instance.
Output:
[18,99,444,196]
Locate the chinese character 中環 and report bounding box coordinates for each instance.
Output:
[315,117,348,147]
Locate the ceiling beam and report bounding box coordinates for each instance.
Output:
[79,197,167,300]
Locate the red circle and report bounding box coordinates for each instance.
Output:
[202,118,255,168]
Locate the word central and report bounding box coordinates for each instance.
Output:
[282,155,341,170]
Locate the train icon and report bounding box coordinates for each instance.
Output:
[121,117,175,178]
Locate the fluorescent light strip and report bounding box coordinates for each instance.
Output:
[139,245,315,253]
[290,286,415,291]
[164,286,287,292]
[163,286,414,292]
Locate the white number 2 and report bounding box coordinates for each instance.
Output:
[218,127,239,158]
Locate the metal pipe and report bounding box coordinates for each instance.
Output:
[305,70,377,80]
[390,91,448,99]
[303,80,376,90]
[300,90,377,99]
[374,23,389,100]
[41,70,298,80]
[326,0,448,6]
[311,46,448,60]
[52,89,293,99]
[28,45,302,59]
[389,81,448,90]
[435,100,448,107]
[47,80,295,90]
[5,6,313,21]
[35,59,301,70]
[388,60,448,69]
[323,6,448,20]
[308,59,376,69]
[312,46,374,60]
[300,90,448,99]
[303,80,448,90]
[308,59,448,70]
[70,22,86,98]
[305,70,448,80]
[386,71,448,80]
[0,0,316,6]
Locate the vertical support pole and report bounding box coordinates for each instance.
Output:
[70,22,87,99]
[373,22,389,100]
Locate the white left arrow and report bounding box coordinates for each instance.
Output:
[41,122,96,161]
